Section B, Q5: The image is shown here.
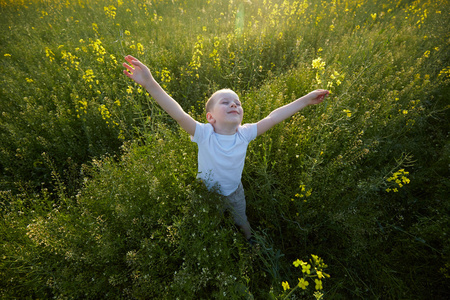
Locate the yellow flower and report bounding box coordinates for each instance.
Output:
[82,69,96,83]
[298,278,309,289]
[4,53,11,57]
[282,281,290,291]
[125,30,131,36]
[293,259,303,267]
[371,13,377,21]
[313,291,324,300]
[343,109,352,117]
[312,57,326,71]
[302,263,311,274]
[104,5,117,19]
[137,43,144,55]
[315,279,323,290]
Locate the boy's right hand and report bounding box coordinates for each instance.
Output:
[123,55,153,87]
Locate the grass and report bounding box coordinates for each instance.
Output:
[1,0,449,298]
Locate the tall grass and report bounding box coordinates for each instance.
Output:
[1,0,449,298]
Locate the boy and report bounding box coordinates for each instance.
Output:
[123,55,329,243]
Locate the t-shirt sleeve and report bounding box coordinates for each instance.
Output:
[191,121,212,143]
[239,123,258,142]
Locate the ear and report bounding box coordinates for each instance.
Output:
[206,112,215,125]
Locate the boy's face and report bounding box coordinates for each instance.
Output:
[206,90,243,133]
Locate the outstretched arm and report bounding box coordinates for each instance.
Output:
[123,55,196,136]
[256,89,329,136]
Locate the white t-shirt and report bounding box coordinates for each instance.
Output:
[191,122,258,196]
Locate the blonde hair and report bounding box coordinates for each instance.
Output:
[205,89,237,113]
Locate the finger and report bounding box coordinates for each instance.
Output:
[129,59,145,69]
[123,69,133,78]
[124,55,137,63]
[123,62,135,73]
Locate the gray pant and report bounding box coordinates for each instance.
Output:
[224,182,248,226]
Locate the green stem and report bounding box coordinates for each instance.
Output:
[282,285,299,299]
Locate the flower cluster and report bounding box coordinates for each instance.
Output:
[291,184,312,203]
[386,169,410,192]
[61,49,80,71]
[89,38,107,63]
[312,57,326,71]
[45,47,55,62]
[82,69,96,83]
[76,99,88,118]
[281,255,329,299]
[104,5,117,20]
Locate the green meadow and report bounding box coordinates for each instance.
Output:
[1,0,449,298]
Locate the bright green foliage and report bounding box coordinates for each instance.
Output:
[1,0,449,299]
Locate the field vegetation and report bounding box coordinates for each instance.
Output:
[1,0,449,298]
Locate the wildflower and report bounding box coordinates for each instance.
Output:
[314,291,324,300]
[312,57,326,71]
[424,50,430,58]
[126,86,133,94]
[343,109,352,117]
[125,30,131,36]
[282,281,290,291]
[4,53,11,57]
[315,279,323,290]
[82,69,95,83]
[402,110,408,114]
[302,263,311,274]
[104,5,117,19]
[298,278,309,289]
[98,104,111,121]
[293,259,303,267]
[45,47,55,62]
[137,43,144,55]
[371,13,377,21]
[329,24,335,31]
[438,67,450,78]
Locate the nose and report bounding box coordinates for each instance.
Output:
[230,102,237,108]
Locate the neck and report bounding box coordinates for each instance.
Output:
[212,124,239,135]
